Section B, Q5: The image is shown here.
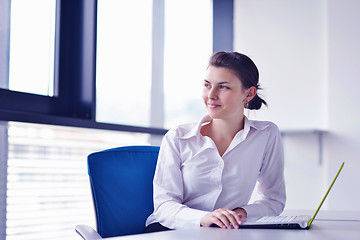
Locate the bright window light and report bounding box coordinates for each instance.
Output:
[96,0,153,127]
[8,0,56,96]
[163,0,212,128]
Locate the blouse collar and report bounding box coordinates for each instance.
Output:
[180,115,269,140]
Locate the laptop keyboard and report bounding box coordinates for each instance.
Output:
[256,215,296,223]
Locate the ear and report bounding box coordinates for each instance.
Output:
[244,86,257,103]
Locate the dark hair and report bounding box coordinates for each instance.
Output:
[208,51,267,110]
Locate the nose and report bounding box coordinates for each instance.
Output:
[208,88,218,100]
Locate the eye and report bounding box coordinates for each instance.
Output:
[219,85,230,90]
[204,82,211,88]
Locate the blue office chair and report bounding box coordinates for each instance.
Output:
[75,146,159,239]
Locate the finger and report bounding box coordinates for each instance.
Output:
[238,217,246,225]
[212,209,241,229]
[233,211,244,225]
[235,208,247,221]
[216,213,231,228]
[212,210,231,228]
[211,216,226,229]
[223,210,241,229]
[217,210,237,228]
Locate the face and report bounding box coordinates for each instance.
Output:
[202,66,253,120]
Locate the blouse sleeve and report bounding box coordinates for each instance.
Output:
[241,124,286,218]
[152,128,209,229]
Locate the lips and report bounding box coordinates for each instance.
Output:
[208,103,221,108]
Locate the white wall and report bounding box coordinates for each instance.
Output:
[234,0,360,211]
[325,0,360,210]
[234,0,328,131]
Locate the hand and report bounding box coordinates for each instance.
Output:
[200,208,245,229]
[233,207,247,219]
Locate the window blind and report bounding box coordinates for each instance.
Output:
[6,122,151,240]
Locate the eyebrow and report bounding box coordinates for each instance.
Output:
[204,80,230,84]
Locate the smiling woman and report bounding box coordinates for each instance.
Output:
[144,52,286,232]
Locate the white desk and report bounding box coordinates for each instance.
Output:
[108,211,360,240]
[108,220,360,240]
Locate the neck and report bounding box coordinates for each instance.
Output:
[207,115,246,140]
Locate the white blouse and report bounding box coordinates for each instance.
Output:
[145,115,286,229]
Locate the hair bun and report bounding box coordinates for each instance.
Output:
[247,94,267,110]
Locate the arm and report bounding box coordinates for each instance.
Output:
[152,129,209,229]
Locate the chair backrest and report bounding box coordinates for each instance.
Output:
[87,145,159,238]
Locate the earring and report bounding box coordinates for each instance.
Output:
[244,101,249,108]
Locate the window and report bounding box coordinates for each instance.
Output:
[163,0,212,128]
[96,0,213,129]
[96,0,153,127]
[0,0,232,130]
[8,0,57,96]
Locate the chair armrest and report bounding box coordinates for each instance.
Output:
[75,225,103,240]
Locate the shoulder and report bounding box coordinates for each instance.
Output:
[160,122,199,156]
[165,122,198,139]
[248,120,283,152]
[249,119,280,133]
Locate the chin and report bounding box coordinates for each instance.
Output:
[207,111,222,119]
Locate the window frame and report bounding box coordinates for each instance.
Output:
[0,0,233,135]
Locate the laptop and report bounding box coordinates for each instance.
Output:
[239,162,344,229]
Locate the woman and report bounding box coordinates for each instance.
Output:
[144,52,286,232]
